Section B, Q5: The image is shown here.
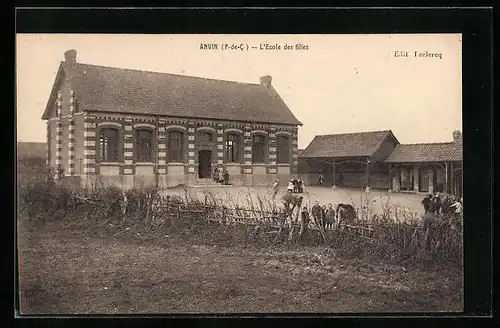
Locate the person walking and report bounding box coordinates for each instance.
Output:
[317,174,324,186]
[223,170,230,185]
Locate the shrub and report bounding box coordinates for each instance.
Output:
[17,181,463,267]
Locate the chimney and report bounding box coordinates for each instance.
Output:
[452,130,462,143]
[64,49,77,68]
[260,75,272,88]
[63,49,77,82]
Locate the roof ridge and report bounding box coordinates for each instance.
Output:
[75,62,264,87]
[397,141,456,146]
[318,130,391,137]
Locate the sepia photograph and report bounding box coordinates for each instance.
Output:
[17,33,464,314]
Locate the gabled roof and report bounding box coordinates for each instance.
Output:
[385,142,462,163]
[43,62,302,126]
[301,130,397,158]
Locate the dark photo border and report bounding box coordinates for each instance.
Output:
[12,6,493,324]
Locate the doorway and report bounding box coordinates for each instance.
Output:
[198,150,212,178]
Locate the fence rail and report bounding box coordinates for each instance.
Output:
[153,200,426,238]
[20,180,463,264]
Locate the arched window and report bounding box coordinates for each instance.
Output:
[135,129,153,162]
[277,135,290,163]
[252,134,266,163]
[225,133,241,163]
[198,131,213,142]
[168,130,184,163]
[99,128,119,162]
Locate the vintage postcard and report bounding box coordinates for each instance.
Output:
[17,33,463,314]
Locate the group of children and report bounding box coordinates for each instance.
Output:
[301,201,338,229]
[272,176,305,197]
[421,192,463,218]
[213,167,230,185]
[287,177,305,193]
[279,191,339,230]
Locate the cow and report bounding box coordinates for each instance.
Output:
[430,194,442,215]
[336,203,357,227]
[421,194,432,213]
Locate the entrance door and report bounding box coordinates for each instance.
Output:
[419,167,429,192]
[198,150,212,178]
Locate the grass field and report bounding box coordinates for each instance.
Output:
[17,218,463,314]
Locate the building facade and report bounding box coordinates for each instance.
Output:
[298,130,400,191]
[385,131,463,196]
[43,50,302,189]
[299,130,463,196]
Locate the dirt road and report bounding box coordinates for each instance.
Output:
[165,186,425,217]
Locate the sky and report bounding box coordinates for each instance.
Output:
[16,34,462,149]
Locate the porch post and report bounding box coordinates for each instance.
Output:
[413,166,420,192]
[332,158,337,188]
[388,164,392,190]
[444,162,448,194]
[450,162,454,195]
[365,158,371,192]
[428,166,434,194]
[393,166,401,192]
